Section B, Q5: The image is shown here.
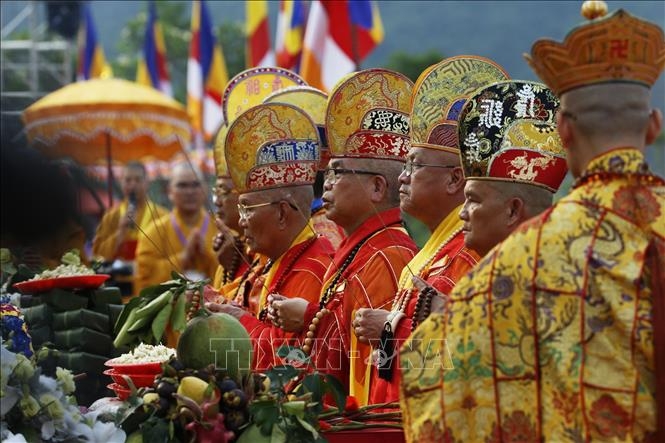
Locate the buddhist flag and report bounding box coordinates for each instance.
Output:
[300,0,384,92]
[275,0,306,72]
[246,0,275,67]
[137,2,172,97]
[76,3,112,81]
[187,0,229,145]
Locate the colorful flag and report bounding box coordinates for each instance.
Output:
[246,0,275,68]
[300,0,384,92]
[137,2,172,96]
[275,0,306,72]
[76,3,112,81]
[187,0,229,145]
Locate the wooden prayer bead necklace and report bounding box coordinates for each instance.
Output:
[222,236,245,285]
[302,232,376,354]
[391,227,463,317]
[258,236,318,322]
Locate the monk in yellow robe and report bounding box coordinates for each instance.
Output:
[135,162,218,293]
[92,161,167,262]
[400,5,664,442]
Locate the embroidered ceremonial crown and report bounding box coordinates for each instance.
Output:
[326,68,413,161]
[263,86,330,169]
[458,80,568,193]
[222,67,306,125]
[213,123,229,178]
[525,1,665,95]
[214,67,306,179]
[410,55,509,154]
[225,103,320,193]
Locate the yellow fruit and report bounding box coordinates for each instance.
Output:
[126,431,143,443]
[176,376,212,405]
[142,393,160,405]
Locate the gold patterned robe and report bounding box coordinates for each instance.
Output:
[400,148,664,442]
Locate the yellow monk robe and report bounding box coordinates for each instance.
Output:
[135,208,218,293]
[399,148,664,442]
[92,199,168,261]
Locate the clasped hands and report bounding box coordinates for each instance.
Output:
[266,294,308,333]
[352,308,389,347]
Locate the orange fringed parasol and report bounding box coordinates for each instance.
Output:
[22,78,192,205]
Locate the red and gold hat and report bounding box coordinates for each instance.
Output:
[224,103,320,193]
[411,55,509,154]
[458,80,567,193]
[212,123,229,178]
[222,67,306,125]
[263,86,330,169]
[326,69,413,161]
[214,67,306,179]
[525,1,665,95]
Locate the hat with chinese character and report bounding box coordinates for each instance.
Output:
[525,1,665,95]
[225,103,320,193]
[212,123,230,178]
[326,68,413,161]
[411,55,509,154]
[263,86,330,169]
[458,80,567,192]
[222,67,307,124]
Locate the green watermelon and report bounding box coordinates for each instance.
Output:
[176,313,252,381]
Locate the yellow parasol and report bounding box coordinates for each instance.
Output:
[22,78,192,205]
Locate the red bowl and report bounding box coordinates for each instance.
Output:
[107,383,132,401]
[104,359,164,375]
[103,369,157,388]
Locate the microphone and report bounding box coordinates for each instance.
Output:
[127,191,137,228]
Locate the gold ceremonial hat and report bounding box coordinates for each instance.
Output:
[263,85,330,169]
[410,55,509,154]
[222,67,307,124]
[458,80,567,193]
[213,123,229,177]
[225,103,320,194]
[525,1,665,95]
[326,68,413,161]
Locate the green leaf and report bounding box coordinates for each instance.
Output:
[114,297,143,334]
[142,415,171,442]
[295,416,319,440]
[276,345,295,359]
[152,301,173,343]
[170,290,187,333]
[270,424,287,443]
[282,400,306,419]
[323,374,347,413]
[300,373,324,405]
[250,401,280,436]
[265,365,299,390]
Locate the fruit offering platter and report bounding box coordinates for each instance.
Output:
[113,312,403,443]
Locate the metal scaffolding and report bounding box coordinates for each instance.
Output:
[1,1,72,140]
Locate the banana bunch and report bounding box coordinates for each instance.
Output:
[114,275,207,349]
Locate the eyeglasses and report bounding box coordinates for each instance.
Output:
[323,167,383,185]
[237,200,298,219]
[174,181,202,190]
[402,159,457,177]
